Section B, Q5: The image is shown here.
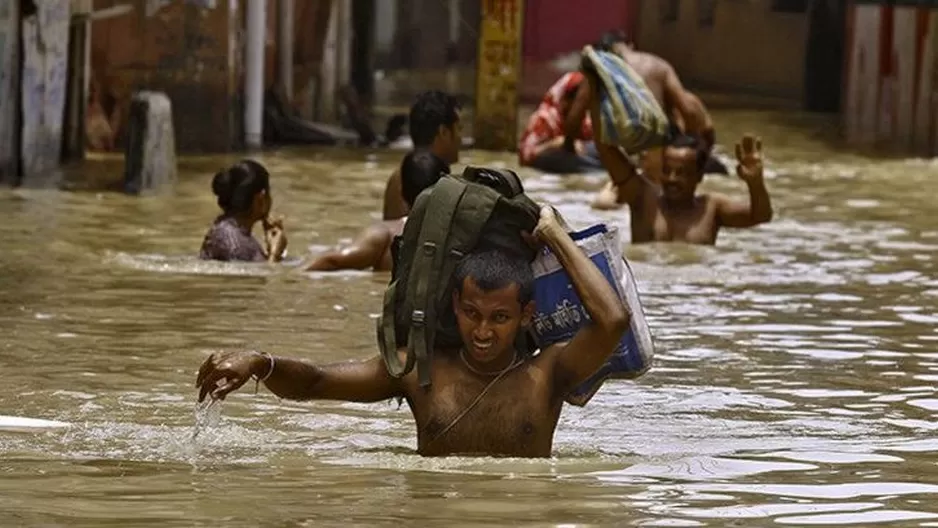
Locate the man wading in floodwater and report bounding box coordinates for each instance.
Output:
[195,207,631,457]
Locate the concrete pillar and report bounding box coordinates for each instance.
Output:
[245,0,267,148]
[63,0,93,163]
[474,0,525,151]
[318,0,351,122]
[319,0,339,121]
[123,92,177,195]
[337,0,352,91]
[20,0,71,186]
[278,0,294,101]
[0,1,20,185]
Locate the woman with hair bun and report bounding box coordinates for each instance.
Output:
[199,159,288,262]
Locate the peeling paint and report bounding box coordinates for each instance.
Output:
[21,0,70,180]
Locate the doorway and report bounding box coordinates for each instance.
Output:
[804,0,847,113]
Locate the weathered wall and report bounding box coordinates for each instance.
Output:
[636,1,810,100]
[0,2,19,184]
[90,0,335,152]
[21,0,71,181]
[91,0,240,152]
[263,0,334,118]
[843,3,938,155]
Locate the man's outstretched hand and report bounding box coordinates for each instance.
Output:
[196,350,269,402]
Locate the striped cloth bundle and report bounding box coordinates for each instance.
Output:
[581,45,671,154]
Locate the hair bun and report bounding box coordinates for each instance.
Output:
[210,162,269,214]
[211,166,248,210]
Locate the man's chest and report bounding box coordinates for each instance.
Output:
[407,365,561,456]
[648,199,718,244]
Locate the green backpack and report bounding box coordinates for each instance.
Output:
[377,166,541,388]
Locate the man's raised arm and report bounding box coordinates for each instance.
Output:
[303,224,392,271]
[562,78,592,150]
[717,134,773,228]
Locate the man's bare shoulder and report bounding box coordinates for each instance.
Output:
[383,168,401,194]
[531,343,567,370]
[698,192,734,212]
[637,50,673,67]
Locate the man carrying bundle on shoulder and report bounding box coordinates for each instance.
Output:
[195,165,639,458]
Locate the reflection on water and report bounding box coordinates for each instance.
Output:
[1,108,938,526]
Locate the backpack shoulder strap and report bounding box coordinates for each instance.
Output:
[378,189,431,377]
[461,166,525,197]
[405,176,468,387]
[498,169,525,196]
[378,280,411,377]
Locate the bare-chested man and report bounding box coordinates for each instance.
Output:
[304,150,448,271]
[383,91,462,220]
[595,130,772,245]
[195,206,631,457]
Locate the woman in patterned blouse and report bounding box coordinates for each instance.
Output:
[199,159,288,263]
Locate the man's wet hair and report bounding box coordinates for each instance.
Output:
[409,90,461,147]
[669,133,709,175]
[400,149,449,207]
[594,29,630,52]
[454,250,534,306]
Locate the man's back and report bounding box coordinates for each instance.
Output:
[383,168,408,221]
[620,49,675,111]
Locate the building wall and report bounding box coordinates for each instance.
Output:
[522,0,637,102]
[22,0,71,182]
[0,1,19,184]
[91,0,240,152]
[635,0,810,100]
[843,3,938,156]
[90,0,334,153]
[373,0,638,104]
[278,0,334,118]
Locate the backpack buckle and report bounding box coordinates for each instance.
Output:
[411,310,426,326]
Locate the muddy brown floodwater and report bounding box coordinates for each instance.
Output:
[1,108,938,527]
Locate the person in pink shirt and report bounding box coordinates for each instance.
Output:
[518,72,603,174]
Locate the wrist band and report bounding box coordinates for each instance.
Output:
[258,351,275,381]
[253,351,275,394]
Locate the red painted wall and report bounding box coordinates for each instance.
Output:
[520,0,637,102]
[522,0,636,61]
